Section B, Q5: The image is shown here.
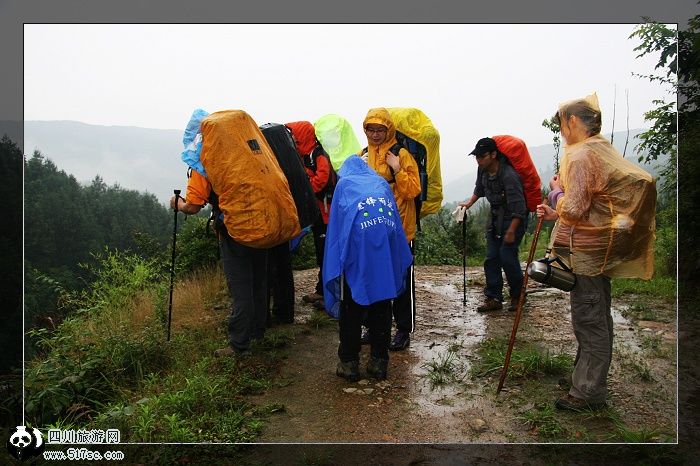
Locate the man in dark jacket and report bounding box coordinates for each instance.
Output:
[459,137,528,312]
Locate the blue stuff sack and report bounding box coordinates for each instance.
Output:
[181,108,209,177]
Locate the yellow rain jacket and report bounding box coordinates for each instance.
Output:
[551,133,656,279]
[363,108,421,241]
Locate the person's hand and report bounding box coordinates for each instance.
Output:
[537,203,558,221]
[549,174,561,191]
[458,201,471,209]
[169,195,181,211]
[385,150,401,172]
[504,229,515,245]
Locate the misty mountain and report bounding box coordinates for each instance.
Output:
[1,121,667,208]
[6,120,187,206]
[442,129,666,203]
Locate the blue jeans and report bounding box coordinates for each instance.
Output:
[483,217,527,301]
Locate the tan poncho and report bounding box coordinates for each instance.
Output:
[551,133,656,279]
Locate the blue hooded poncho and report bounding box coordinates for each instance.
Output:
[322,155,414,318]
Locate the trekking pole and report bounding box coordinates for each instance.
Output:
[409,240,416,332]
[496,212,545,395]
[167,189,181,342]
[462,208,467,307]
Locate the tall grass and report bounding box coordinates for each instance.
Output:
[24,249,288,443]
[470,337,572,380]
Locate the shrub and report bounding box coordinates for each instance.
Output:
[24,250,170,426]
[174,216,220,274]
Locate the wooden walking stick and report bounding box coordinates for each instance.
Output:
[496,213,545,394]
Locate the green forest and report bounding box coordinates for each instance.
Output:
[0,18,696,463]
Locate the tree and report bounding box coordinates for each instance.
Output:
[541,116,561,174]
[676,12,700,292]
[629,20,678,193]
[0,135,23,373]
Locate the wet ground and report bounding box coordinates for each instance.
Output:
[248,265,677,447]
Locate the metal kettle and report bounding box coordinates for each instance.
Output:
[527,256,577,292]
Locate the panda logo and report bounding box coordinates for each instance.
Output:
[6,425,44,461]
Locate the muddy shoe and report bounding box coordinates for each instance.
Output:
[312,298,326,310]
[336,360,360,382]
[507,297,521,312]
[555,394,607,412]
[360,327,370,345]
[366,357,388,380]
[477,297,503,312]
[302,293,324,303]
[389,331,410,351]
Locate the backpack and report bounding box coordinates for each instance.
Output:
[360,131,429,226]
[491,135,542,212]
[198,110,301,248]
[303,145,338,204]
[313,114,362,171]
[259,123,320,229]
[387,107,443,218]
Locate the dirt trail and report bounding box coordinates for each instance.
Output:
[250,265,677,444]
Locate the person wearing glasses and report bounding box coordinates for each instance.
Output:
[459,137,528,313]
[361,107,421,351]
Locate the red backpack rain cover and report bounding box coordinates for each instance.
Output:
[492,135,542,212]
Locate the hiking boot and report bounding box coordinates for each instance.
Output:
[366,357,388,380]
[554,394,607,412]
[360,327,370,345]
[389,331,410,351]
[302,293,324,303]
[312,298,326,310]
[476,297,503,312]
[507,297,521,312]
[214,346,252,359]
[336,360,360,382]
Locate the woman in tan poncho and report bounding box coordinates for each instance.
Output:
[537,93,656,412]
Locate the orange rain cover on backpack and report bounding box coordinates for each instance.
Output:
[492,135,542,212]
[200,110,300,248]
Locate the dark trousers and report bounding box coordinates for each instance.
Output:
[312,222,327,295]
[338,282,392,362]
[392,240,415,333]
[392,268,414,333]
[220,231,268,352]
[268,242,294,323]
[484,217,527,301]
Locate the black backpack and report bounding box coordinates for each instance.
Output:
[302,144,338,206]
[259,123,321,229]
[362,130,429,226]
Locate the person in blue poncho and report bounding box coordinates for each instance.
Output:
[322,155,414,381]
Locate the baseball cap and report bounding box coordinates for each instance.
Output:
[469,137,497,156]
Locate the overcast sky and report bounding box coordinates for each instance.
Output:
[23,23,674,185]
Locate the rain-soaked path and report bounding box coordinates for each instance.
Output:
[250,265,675,444]
[251,266,523,443]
